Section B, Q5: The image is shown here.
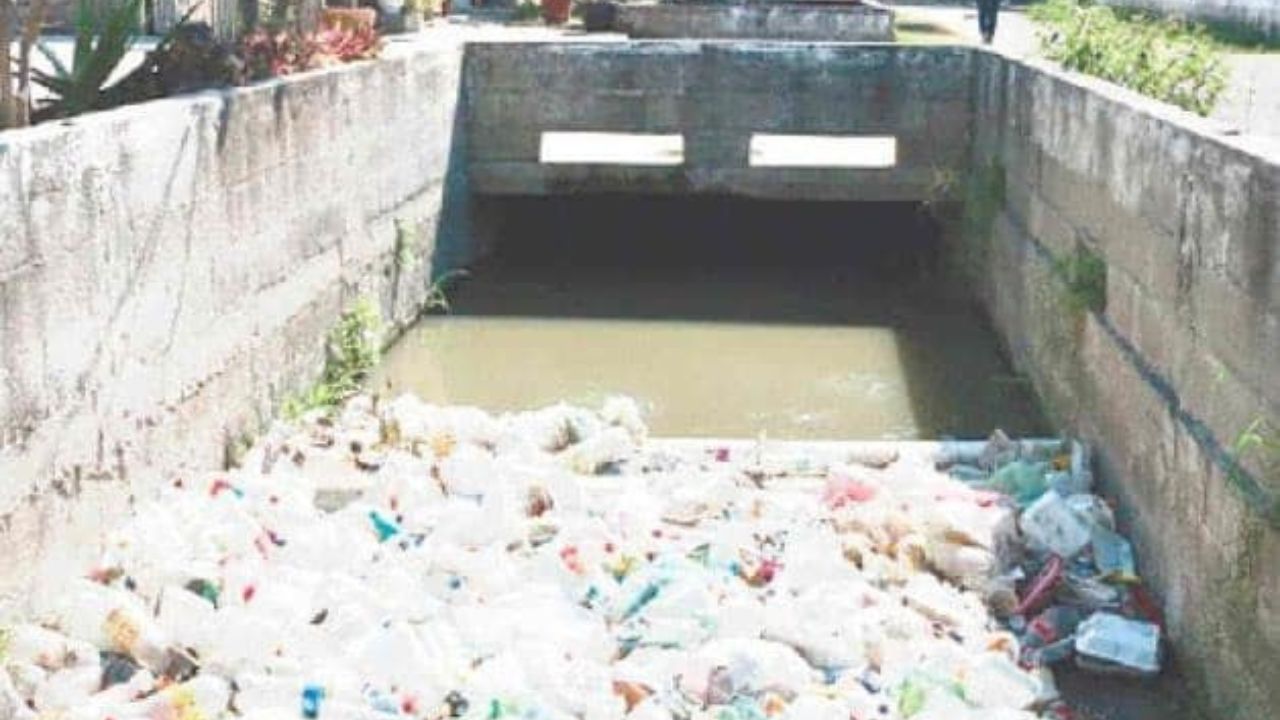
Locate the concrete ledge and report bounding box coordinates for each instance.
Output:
[615,2,895,41]
[465,42,973,200]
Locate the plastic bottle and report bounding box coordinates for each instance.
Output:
[1019,492,1091,558]
[156,584,217,655]
[1073,612,1161,676]
[0,669,36,720]
[121,675,232,719]
[1090,527,1136,581]
[32,665,101,712]
[52,580,172,674]
[4,624,100,671]
[984,461,1049,506]
[961,653,1041,710]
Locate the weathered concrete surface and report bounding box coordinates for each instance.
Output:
[0,39,470,610]
[1103,0,1280,39]
[614,2,894,41]
[466,42,973,201]
[970,50,1280,720]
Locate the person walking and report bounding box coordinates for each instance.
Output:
[977,0,1000,44]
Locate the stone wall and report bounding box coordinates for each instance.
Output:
[466,42,974,202]
[1103,0,1280,39]
[970,50,1280,719]
[0,38,470,609]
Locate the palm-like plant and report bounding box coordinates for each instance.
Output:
[32,0,143,120]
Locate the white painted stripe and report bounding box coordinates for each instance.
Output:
[539,132,685,166]
[749,134,898,168]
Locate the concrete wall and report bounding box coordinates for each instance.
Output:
[970,50,1280,719]
[614,3,894,42]
[1103,0,1280,39]
[0,38,470,609]
[466,42,973,201]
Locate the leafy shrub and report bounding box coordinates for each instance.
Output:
[1030,0,1228,116]
[32,0,144,119]
[1052,244,1107,314]
[513,1,542,22]
[236,27,320,81]
[284,297,383,419]
[314,23,383,64]
[236,22,381,82]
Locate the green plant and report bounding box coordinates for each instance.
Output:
[1030,0,1228,116]
[1052,245,1107,314]
[424,269,468,314]
[394,219,420,272]
[32,0,144,120]
[284,297,383,419]
[1232,417,1280,475]
[512,1,541,22]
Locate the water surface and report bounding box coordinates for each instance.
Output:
[375,197,1047,440]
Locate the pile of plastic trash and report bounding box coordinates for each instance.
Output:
[0,396,1164,720]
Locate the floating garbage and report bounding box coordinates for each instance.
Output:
[0,397,1162,719]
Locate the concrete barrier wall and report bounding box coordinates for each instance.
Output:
[613,4,895,42]
[971,51,1280,719]
[465,42,974,202]
[1102,0,1280,39]
[0,39,469,608]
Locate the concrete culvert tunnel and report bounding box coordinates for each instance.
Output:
[377,195,1052,442]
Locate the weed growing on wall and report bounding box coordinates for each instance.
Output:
[1052,245,1107,314]
[1030,0,1228,116]
[284,297,383,418]
[424,269,469,314]
[1232,417,1280,479]
[394,218,424,273]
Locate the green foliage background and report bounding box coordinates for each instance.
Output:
[1031,0,1228,116]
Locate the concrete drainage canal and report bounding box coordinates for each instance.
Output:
[2,38,1277,720]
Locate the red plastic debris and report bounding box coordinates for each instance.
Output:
[1014,555,1065,617]
[823,473,879,508]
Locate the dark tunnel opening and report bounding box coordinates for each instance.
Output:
[379,195,1048,440]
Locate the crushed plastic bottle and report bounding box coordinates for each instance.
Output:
[0,396,1160,720]
[1074,612,1161,676]
[984,461,1050,507]
[1019,492,1092,558]
[1090,526,1137,582]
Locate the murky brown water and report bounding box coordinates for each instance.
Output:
[375,197,1047,440]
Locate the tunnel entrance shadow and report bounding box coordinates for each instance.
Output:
[426,194,1049,440]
